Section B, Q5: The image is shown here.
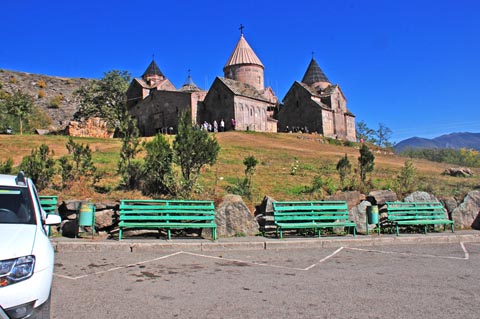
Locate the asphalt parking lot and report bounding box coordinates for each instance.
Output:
[51,239,480,319]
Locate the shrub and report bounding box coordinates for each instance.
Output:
[9,76,16,84]
[48,95,63,108]
[19,144,56,191]
[0,158,13,174]
[37,90,46,98]
[37,79,47,88]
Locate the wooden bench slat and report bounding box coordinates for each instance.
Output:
[272,200,356,238]
[384,201,454,236]
[119,199,217,241]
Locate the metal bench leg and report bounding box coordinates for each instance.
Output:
[167,229,171,240]
[119,228,123,240]
[396,225,399,236]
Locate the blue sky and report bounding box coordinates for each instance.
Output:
[2,0,479,142]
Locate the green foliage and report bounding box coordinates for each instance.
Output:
[401,147,480,167]
[117,114,141,190]
[358,144,375,184]
[356,120,375,143]
[228,155,259,200]
[290,157,299,175]
[173,112,220,198]
[303,175,336,198]
[1,90,34,135]
[48,95,63,108]
[19,144,56,191]
[336,154,352,190]
[74,70,131,133]
[0,158,13,174]
[142,133,174,196]
[395,160,417,196]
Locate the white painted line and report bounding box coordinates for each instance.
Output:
[346,242,469,260]
[304,247,344,270]
[182,251,308,271]
[54,251,184,280]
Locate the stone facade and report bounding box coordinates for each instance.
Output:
[278,58,356,141]
[127,34,354,139]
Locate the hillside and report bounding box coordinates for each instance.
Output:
[0,69,92,130]
[395,132,480,152]
[1,132,478,206]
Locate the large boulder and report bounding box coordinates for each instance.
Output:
[443,167,473,177]
[327,191,364,209]
[367,190,397,206]
[254,195,276,233]
[350,201,376,234]
[214,194,259,237]
[95,209,117,230]
[452,191,480,229]
[404,191,439,202]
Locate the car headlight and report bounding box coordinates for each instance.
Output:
[0,255,35,287]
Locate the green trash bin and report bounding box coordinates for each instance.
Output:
[78,202,96,237]
[366,205,379,235]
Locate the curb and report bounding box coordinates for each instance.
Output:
[52,232,480,253]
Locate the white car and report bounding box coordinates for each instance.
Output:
[0,172,61,319]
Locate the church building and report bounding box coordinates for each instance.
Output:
[198,33,279,132]
[277,57,356,141]
[127,61,207,136]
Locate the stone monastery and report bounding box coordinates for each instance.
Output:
[126,31,356,141]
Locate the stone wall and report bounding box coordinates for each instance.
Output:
[67,117,114,138]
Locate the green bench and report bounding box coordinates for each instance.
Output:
[384,201,454,236]
[119,199,217,240]
[39,195,58,215]
[272,200,357,238]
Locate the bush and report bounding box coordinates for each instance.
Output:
[9,76,16,84]
[37,79,47,88]
[37,90,46,98]
[19,144,56,191]
[0,158,13,174]
[48,95,63,108]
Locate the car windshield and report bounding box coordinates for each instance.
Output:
[0,187,36,225]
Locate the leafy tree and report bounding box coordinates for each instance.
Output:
[59,137,98,188]
[375,123,393,148]
[1,90,34,135]
[173,112,220,197]
[19,144,56,191]
[396,160,417,196]
[142,133,174,196]
[74,70,131,134]
[118,115,141,190]
[336,154,352,190]
[358,144,375,184]
[356,120,375,143]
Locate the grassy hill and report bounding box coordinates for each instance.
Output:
[1,132,478,208]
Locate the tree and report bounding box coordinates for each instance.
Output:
[19,144,56,191]
[173,112,220,197]
[74,70,131,134]
[396,160,417,196]
[375,123,393,148]
[1,90,34,134]
[336,154,352,189]
[142,133,174,196]
[356,120,375,143]
[117,114,141,190]
[358,144,375,184]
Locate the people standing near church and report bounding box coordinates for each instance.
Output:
[213,120,218,132]
[220,119,225,132]
[231,118,236,130]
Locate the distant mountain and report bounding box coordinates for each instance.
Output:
[395,132,480,153]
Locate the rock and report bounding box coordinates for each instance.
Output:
[439,196,458,219]
[214,194,259,237]
[404,191,439,202]
[60,220,78,238]
[254,195,276,232]
[443,167,473,177]
[67,117,114,138]
[350,201,377,234]
[367,190,398,206]
[327,191,364,209]
[452,191,480,229]
[95,209,116,230]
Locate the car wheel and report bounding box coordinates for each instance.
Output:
[32,294,51,319]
